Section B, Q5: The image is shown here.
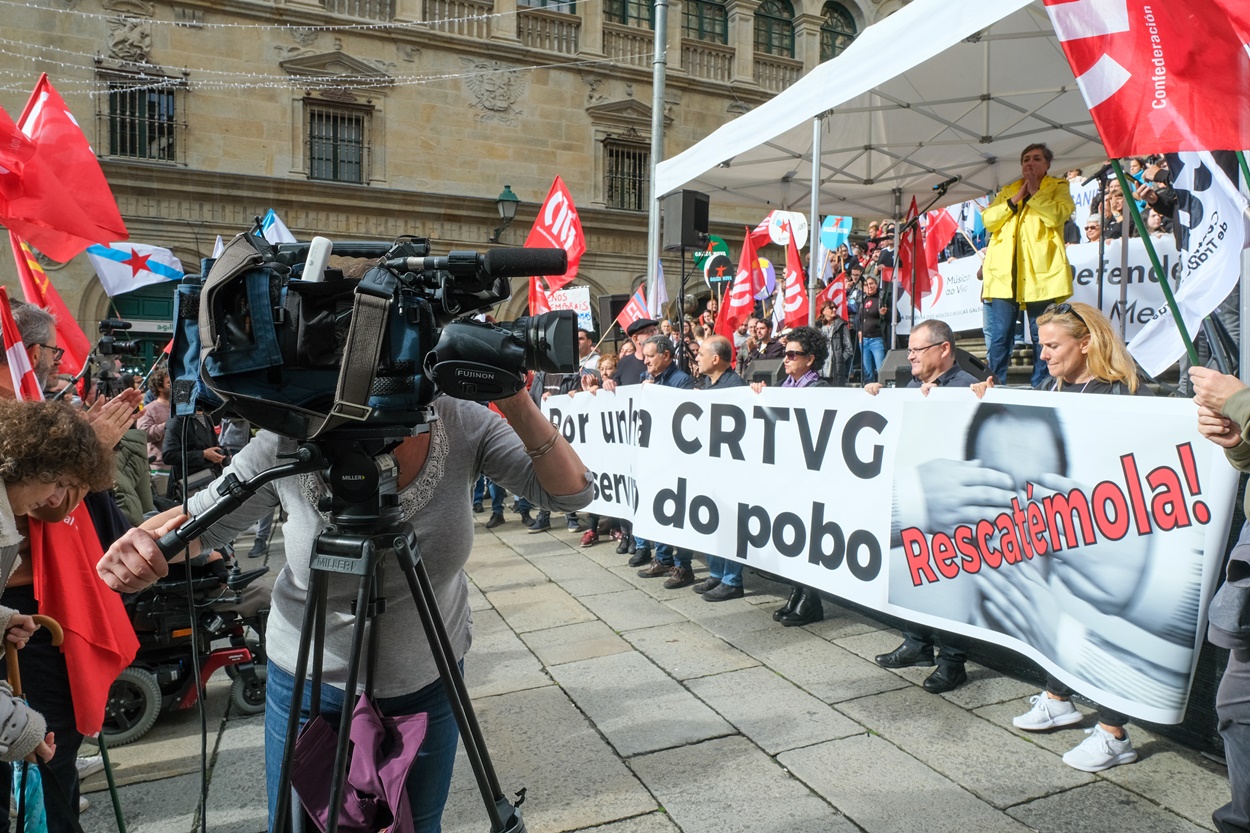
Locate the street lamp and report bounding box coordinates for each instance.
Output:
[488,185,521,243]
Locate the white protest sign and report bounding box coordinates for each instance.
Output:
[547,285,593,331]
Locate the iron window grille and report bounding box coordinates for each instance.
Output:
[307,104,371,184]
[605,140,649,211]
[98,72,185,163]
[819,2,857,61]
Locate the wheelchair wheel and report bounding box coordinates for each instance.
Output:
[231,664,267,715]
[103,667,162,746]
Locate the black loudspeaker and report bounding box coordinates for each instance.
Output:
[875,347,991,388]
[746,358,787,386]
[598,293,631,335]
[661,190,710,251]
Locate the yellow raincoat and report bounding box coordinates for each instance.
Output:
[980,175,1075,304]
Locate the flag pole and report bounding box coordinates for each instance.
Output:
[1236,151,1250,190]
[1110,160,1198,365]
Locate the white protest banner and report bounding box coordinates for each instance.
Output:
[546,386,1238,724]
[894,238,1183,341]
[547,285,593,331]
[1069,177,1101,241]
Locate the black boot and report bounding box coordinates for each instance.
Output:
[778,587,824,627]
[773,583,804,622]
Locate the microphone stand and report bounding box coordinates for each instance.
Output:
[894,182,955,337]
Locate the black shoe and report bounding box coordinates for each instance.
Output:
[692,577,721,594]
[778,588,823,627]
[473,502,484,514]
[922,664,967,694]
[520,509,534,526]
[247,538,268,558]
[528,515,552,533]
[703,583,744,602]
[485,512,505,529]
[628,548,651,568]
[772,583,804,622]
[627,538,637,555]
[875,642,936,669]
[615,537,630,555]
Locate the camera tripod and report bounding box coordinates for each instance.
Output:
[156,427,527,833]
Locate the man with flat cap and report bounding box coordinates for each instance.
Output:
[608,318,657,388]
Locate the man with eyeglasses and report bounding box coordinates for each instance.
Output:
[980,143,1075,389]
[863,319,980,693]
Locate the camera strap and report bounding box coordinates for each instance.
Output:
[315,290,390,437]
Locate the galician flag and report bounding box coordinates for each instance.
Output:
[0,286,42,401]
[86,242,184,296]
[260,208,296,244]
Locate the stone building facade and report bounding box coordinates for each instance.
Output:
[0,0,901,360]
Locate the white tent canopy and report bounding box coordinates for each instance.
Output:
[656,0,1109,219]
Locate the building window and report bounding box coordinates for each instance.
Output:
[604,140,649,211]
[754,0,794,57]
[820,2,856,61]
[683,0,727,43]
[307,105,370,184]
[99,74,184,162]
[605,0,653,28]
[323,0,395,20]
[518,0,576,10]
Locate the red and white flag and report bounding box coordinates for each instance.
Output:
[781,221,810,330]
[1043,0,1250,155]
[713,228,764,358]
[0,286,42,401]
[10,231,91,375]
[816,272,848,321]
[0,75,128,262]
[614,287,650,333]
[896,198,936,311]
[523,176,585,292]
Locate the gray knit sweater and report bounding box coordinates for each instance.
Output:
[190,396,591,697]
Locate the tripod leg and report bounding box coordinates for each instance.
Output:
[395,539,520,833]
[324,569,377,833]
[273,569,328,833]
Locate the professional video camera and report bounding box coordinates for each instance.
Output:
[171,227,578,440]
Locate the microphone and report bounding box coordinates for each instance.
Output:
[385,248,567,279]
[933,175,961,191]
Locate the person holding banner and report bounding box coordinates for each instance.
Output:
[1190,366,1250,833]
[980,143,1075,389]
[750,327,830,625]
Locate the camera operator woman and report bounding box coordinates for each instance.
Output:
[97,389,592,832]
[0,399,113,766]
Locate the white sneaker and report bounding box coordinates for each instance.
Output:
[75,753,104,780]
[78,795,90,813]
[1012,693,1083,731]
[1062,725,1138,772]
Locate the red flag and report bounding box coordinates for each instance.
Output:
[781,221,810,330]
[713,229,763,363]
[10,231,91,375]
[614,287,650,333]
[896,198,936,312]
[1043,0,1250,155]
[528,276,551,315]
[924,209,959,268]
[1,75,128,262]
[749,214,773,248]
[0,286,42,401]
[29,507,139,735]
[816,273,848,321]
[523,176,585,292]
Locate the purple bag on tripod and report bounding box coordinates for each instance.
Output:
[291,695,429,833]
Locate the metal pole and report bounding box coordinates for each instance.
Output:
[1118,193,1130,340]
[645,0,669,300]
[890,188,901,346]
[807,115,823,327]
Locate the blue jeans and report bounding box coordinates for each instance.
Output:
[473,475,505,514]
[984,298,1053,388]
[655,542,691,570]
[707,556,743,587]
[265,661,462,833]
[860,337,886,384]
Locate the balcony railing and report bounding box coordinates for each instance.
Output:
[518,8,581,54]
[753,52,801,92]
[604,22,652,69]
[423,0,493,38]
[682,38,733,82]
[325,0,395,20]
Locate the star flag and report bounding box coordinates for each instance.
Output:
[9,231,90,375]
[0,286,42,401]
[87,242,184,296]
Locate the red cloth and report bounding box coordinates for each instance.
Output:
[527,276,551,315]
[780,222,810,330]
[0,287,42,401]
[10,231,91,375]
[0,75,127,262]
[713,228,764,364]
[522,177,585,292]
[816,273,848,321]
[924,209,960,268]
[28,505,139,736]
[1044,0,1250,155]
[896,198,935,312]
[614,287,650,333]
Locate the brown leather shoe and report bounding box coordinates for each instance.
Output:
[663,566,695,589]
[637,560,670,578]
